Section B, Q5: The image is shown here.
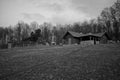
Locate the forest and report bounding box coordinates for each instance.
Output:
[0,0,120,48]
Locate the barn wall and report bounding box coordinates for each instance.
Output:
[64,34,80,44]
[100,35,108,44]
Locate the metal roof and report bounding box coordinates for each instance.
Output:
[68,31,83,37]
[63,31,108,38]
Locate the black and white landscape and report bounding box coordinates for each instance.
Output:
[0,0,120,80]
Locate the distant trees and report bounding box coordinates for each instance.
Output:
[0,0,120,48]
[30,21,39,31]
[14,22,31,43]
[72,23,81,33]
[41,22,52,43]
[0,27,6,43]
[15,22,22,43]
[21,23,30,40]
[99,0,120,42]
[29,29,41,42]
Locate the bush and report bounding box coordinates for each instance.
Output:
[0,44,8,49]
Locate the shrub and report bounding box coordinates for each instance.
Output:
[0,44,8,49]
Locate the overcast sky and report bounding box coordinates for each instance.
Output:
[0,0,116,26]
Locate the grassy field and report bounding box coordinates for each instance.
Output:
[0,44,120,80]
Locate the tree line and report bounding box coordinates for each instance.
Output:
[0,0,120,48]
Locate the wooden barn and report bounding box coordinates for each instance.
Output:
[93,32,110,44]
[62,31,81,44]
[63,31,110,45]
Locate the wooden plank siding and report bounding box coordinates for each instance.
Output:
[63,31,110,45]
[63,33,80,44]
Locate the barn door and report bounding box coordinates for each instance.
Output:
[68,38,71,44]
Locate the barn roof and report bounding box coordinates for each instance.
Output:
[68,31,83,37]
[63,31,110,39]
[93,32,106,37]
[93,32,110,39]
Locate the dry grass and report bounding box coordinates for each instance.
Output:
[0,44,120,80]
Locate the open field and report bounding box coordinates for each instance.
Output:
[0,44,120,80]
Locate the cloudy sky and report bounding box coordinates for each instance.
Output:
[0,0,116,26]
